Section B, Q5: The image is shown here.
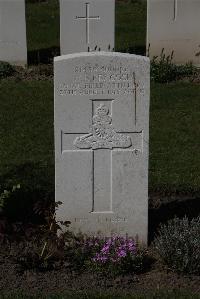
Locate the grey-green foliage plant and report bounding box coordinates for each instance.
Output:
[0,61,15,79]
[154,216,200,274]
[150,48,198,83]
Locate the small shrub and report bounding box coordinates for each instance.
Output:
[0,184,21,243]
[0,61,15,79]
[154,216,200,274]
[16,201,71,272]
[0,162,54,223]
[0,184,21,211]
[150,48,198,83]
[68,235,151,276]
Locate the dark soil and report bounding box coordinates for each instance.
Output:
[0,240,199,296]
[0,166,199,295]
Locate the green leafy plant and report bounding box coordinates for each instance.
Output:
[0,184,21,243]
[16,201,71,271]
[0,61,15,79]
[154,216,200,274]
[0,184,21,211]
[150,48,198,83]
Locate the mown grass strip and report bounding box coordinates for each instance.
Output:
[0,80,199,193]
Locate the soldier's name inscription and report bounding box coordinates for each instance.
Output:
[59,63,140,96]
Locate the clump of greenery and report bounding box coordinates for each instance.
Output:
[17,227,152,275]
[0,61,15,79]
[0,184,21,243]
[0,184,20,212]
[16,201,71,271]
[150,49,198,83]
[67,235,152,276]
[154,216,200,274]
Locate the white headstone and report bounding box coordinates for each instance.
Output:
[0,0,27,66]
[60,0,115,54]
[147,0,200,65]
[54,52,150,243]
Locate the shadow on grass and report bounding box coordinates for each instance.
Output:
[149,197,200,243]
[27,45,146,65]
[27,46,60,65]
[0,162,54,224]
[116,45,146,55]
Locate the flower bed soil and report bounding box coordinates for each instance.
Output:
[0,241,199,296]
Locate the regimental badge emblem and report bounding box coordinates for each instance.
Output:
[74,104,132,149]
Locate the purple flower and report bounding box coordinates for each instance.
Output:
[128,243,136,252]
[100,255,108,263]
[93,253,101,262]
[93,253,108,264]
[105,239,112,246]
[89,235,137,266]
[101,244,110,253]
[117,249,127,258]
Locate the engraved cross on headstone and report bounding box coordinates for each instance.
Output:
[173,0,178,21]
[75,2,100,44]
[61,99,142,214]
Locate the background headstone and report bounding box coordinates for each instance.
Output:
[54,52,150,243]
[60,0,115,54]
[0,0,27,66]
[147,0,200,65]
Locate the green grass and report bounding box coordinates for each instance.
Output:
[115,0,147,52]
[149,82,200,192]
[0,290,200,299]
[0,80,199,195]
[25,0,147,53]
[0,80,54,179]
[26,0,60,51]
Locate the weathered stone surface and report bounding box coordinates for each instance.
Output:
[60,0,115,54]
[54,52,150,243]
[147,0,200,65]
[0,0,27,66]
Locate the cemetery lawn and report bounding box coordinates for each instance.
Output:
[0,78,199,199]
[26,0,60,52]
[0,74,199,298]
[149,82,200,195]
[115,0,147,53]
[26,0,146,53]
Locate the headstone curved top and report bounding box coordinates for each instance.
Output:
[0,0,27,66]
[54,52,150,244]
[60,0,115,54]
